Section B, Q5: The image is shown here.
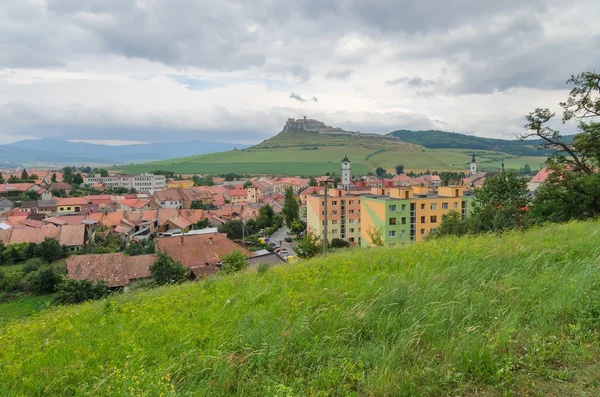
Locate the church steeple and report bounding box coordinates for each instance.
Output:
[470,152,477,179]
[341,155,351,191]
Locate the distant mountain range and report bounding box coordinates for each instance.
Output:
[387,129,574,157]
[0,138,250,167]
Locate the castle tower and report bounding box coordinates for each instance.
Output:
[342,155,351,191]
[470,152,477,179]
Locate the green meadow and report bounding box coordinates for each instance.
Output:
[2,221,600,395]
[115,132,547,176]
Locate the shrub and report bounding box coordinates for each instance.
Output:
[221,250,249,274]
[150,251,187,286]
[35,238,66,264]
[257,263,270,274]
[53,279,110,305]
[28,267,62,294]
[0,271,24,292]
[22,258,45,274]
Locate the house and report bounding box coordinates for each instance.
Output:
[37,199,58,215]
[300,186,324,204]
[0,183,42,197]
[247,252,287,267]
[0,199,14,213]
[156,233,252,278]
[119,198,151,212]
[151,189,184,209]
[167,180,194,189]
[528,167,552,191]
[57,197,89,214]
[66,253,156,288]
[19,201,39,214]
[49,182,72,195]
[227,189,248,204]
[0,224,87,251]
[180,188,214,208]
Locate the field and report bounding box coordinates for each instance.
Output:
[2,221,600,395]
[115,132,547,176]
[0,293,53,324]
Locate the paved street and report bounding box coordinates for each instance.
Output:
[269,227,297,256]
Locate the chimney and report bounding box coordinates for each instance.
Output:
[180,236,184,245]
[208,236,214,244]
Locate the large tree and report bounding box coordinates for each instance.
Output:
[520,70,600,222]
[150,251,187,286]
[282,186,299,229]
[62,166,74,184]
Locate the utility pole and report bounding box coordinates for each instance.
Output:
[242,219,245,248]
[323,179,330,254]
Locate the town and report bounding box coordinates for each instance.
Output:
[0,153,549,290]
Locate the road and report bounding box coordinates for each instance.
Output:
[269,227,297,256]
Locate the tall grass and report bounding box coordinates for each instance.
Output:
[1,221,600,395]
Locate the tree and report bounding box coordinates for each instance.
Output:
[72,173,84,185]
[375,167,386,178]
[221,250,248,274]
[63,166,74,184]
[195,218,211,229]
[282,186,299,229]
[218,219,244,240]
[330,238,350,248]
[291,220,306,238]
[435,211,470,237]
[53,279,109,305]
[366,225,384,246]
[51,173,57,183]
[243,181,253,189]
[35,238,66,263]
[124,239,155,256]
[522,164,531,176]
[395,164,405,175]
[150,251,187,285]
[308,177,317,187]
[28,267,62,294]
[296,232,321,259]
[20,168,29,180]
[256,205,275,229]
[0,172,4,184]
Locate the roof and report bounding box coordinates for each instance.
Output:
[0,183,36,193]
[19,201,38,209]
[342,154,350,162]
[301,186,324,195]
[5,227,61,244]
[49,182,72,191]
[57,197,88,206]
[228,189,248,197]
[38,199,57,208]
[168,216,192,230]
[530,167,552,183]
[153,189,183,201]
[58,224,86,247]
[156,233,251,274]
[66,253,155,288]
[0,198,14,207]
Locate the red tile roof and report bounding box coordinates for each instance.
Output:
[228,189,248,197]
[530,167,552,183]
[57,197,88,206]
[66,253,155,287]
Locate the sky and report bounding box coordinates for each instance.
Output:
[0,0,598,145]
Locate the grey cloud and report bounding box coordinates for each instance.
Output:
[287,65,311,82]
[326,69,354,80]
[386,76,440,87]
[289,93,318,102]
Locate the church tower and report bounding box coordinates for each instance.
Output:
[470,152,477,178]
[341,155,351,191]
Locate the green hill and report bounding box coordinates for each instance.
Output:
[388,129,574,157]
[2,221,600,395]
[116,130,547,176]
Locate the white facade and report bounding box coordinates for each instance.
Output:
[85,173,166,192]
[341,155,351,190]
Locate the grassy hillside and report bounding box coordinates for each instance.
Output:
[2,221,600,395]
[388,129,573,157]
[116,131,546,175]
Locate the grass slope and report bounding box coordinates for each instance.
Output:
[4,222,599,395]
[116,131,547,176]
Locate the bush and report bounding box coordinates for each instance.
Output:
[28,267,62,294]
[35,238,66,263]
[150,251,187,286]
[0,271,24,292]
[330,238,350,249]
[257,263,270,274]
[22,258,45,274]
[221,250,249,274]
[53,279,110,305]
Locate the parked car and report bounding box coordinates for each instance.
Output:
[284,237,293,243]
[274,248,281,254]
[269,242,276,247]
[280,250,289,256]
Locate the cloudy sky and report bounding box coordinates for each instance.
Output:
[0,0,598,145]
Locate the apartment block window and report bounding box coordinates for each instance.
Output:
[453,202,458,209]
[430,215,437,223]
[431,228,437,234]
[389,204,397,211]
[349,219,355,224]
[332,229,338,234]
[421,216,426,223]
[350,228,355,233]
[421,203,425,210]
[401,230,407,237]
[430,203,437,210]
[389,217,397,225]
[442,203,449,209]
[401,217,407,225]
[421,229,425,235]
[322,211,325,215]
[389,230,396,237]
[401,204,407,211]
[358,200,361,204]
[349,209,355,214]
[349,200,354,205]
[332,210,338,215]
[332,220,338,225]
[332,201,338,206]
